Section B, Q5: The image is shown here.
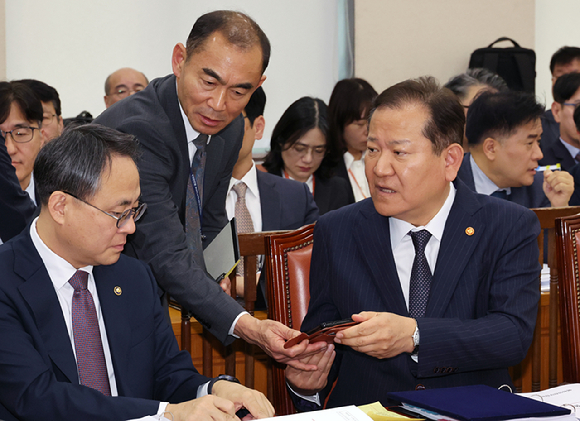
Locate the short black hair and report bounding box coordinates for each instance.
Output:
[0,81,43,126]
[328,78,377,153]
[444,68,508,101]
[17,79,62,116]
[465,90,544,145]
[550,46,580,74]
[552,72,580,103]
[186,10,270,74]
[263,96,339,180]
[372,76,465,155]
[244,86,266,125]
[34,124,139,206]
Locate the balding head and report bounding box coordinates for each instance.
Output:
[104,67,149,108]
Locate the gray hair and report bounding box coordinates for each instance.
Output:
[444,68,508,101]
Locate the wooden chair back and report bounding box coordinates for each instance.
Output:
[265,224,316,416]
[555,213,580,382]
[511,207,580,391]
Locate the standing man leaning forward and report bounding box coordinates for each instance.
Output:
[0,124,273,421]
[95,11,320,365]
[286,77,540,408]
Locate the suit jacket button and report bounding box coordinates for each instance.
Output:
[415,384,426,390]
[433,368,439,374]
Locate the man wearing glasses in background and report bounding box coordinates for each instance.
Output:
[0,81,45,244]
[18,79,64,141]
[0,124,275,421]
[104,67,149,109]
[539,72,580,171]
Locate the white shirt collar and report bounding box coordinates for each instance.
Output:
[390,182,456,251]
[560,137,580,160]
[228,161,260,199]
[343,150,365,168]
[470,154,511,196]
[25,172,36,205]
[29,217,93,290]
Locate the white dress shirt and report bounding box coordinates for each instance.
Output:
[226,162,262,232]
[343,151,370,201]
[29,218,119,396]
[178,96,247,339]
[292,183,456,404]
[559,137,580,162]
[470,154,511,196]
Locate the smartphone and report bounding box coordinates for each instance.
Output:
[284,318,360,349]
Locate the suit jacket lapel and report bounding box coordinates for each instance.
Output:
[14,231,79,384]
[426,180,484,317]
[354,202,408,315]
[257,171,281,231]
[94,265,131,394]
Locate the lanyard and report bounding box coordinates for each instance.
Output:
[348,168,368,199]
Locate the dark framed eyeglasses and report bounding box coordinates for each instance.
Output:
[63,191,147,228]
[1,126,41,144]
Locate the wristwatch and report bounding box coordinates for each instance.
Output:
[207,374,240,394]
[412,324,420,354]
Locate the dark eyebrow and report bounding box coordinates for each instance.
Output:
[202,68,253,90]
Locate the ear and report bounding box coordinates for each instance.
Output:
[256,75,266,89]
[57,116,64,136]
[444,143,464,182]
[481,137,498,161]
[47,191,69,226]
[552,101,562,124]
[172,43,187,79]
[253,115,266,140]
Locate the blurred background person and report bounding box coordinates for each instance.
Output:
[103,67,149,108]
[327,78,377,203]
[18,79,63,142]
[445,68,508,151]
[263,96,352,215]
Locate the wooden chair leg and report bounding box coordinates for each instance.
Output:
[531,311,542,392]
[225,344,236,377]
[181,309,192,354]
[202,329,213,377]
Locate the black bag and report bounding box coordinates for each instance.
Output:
[469,37,536,93]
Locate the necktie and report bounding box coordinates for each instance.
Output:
[490,190,508,200]
[408,230,432,319]
[69,270,111,395]
[185,134,208,270]
[232,182,255,275]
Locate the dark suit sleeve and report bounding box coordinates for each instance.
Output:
[113,119,244,345]
[417,209,540,376]
[0,260,183,420]
[0,140,36,241]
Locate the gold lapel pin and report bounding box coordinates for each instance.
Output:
[114,286,122,296]
[465,227,475,236]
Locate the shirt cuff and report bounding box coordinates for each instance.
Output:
[286,381,321,406]
[197,381,211,397]
[156,402,170,420]
[228,311,250,338]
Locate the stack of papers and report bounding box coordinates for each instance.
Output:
[519,384,580,420]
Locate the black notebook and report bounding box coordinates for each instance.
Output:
[386,385,571,421]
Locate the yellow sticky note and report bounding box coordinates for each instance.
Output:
[358,401,423,421]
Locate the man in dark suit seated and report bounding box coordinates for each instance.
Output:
[458,90,573,208]
[95,10,320,367]
[226,87,319,298]
[0,124,274,421]
[285,77,541,408]
[539,72,580,170]
[540,46,580,153]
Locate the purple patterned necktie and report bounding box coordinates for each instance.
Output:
[408,230,432,319]
[232,182,255,275]
[185,134,208,269]
[69,270,111,395]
